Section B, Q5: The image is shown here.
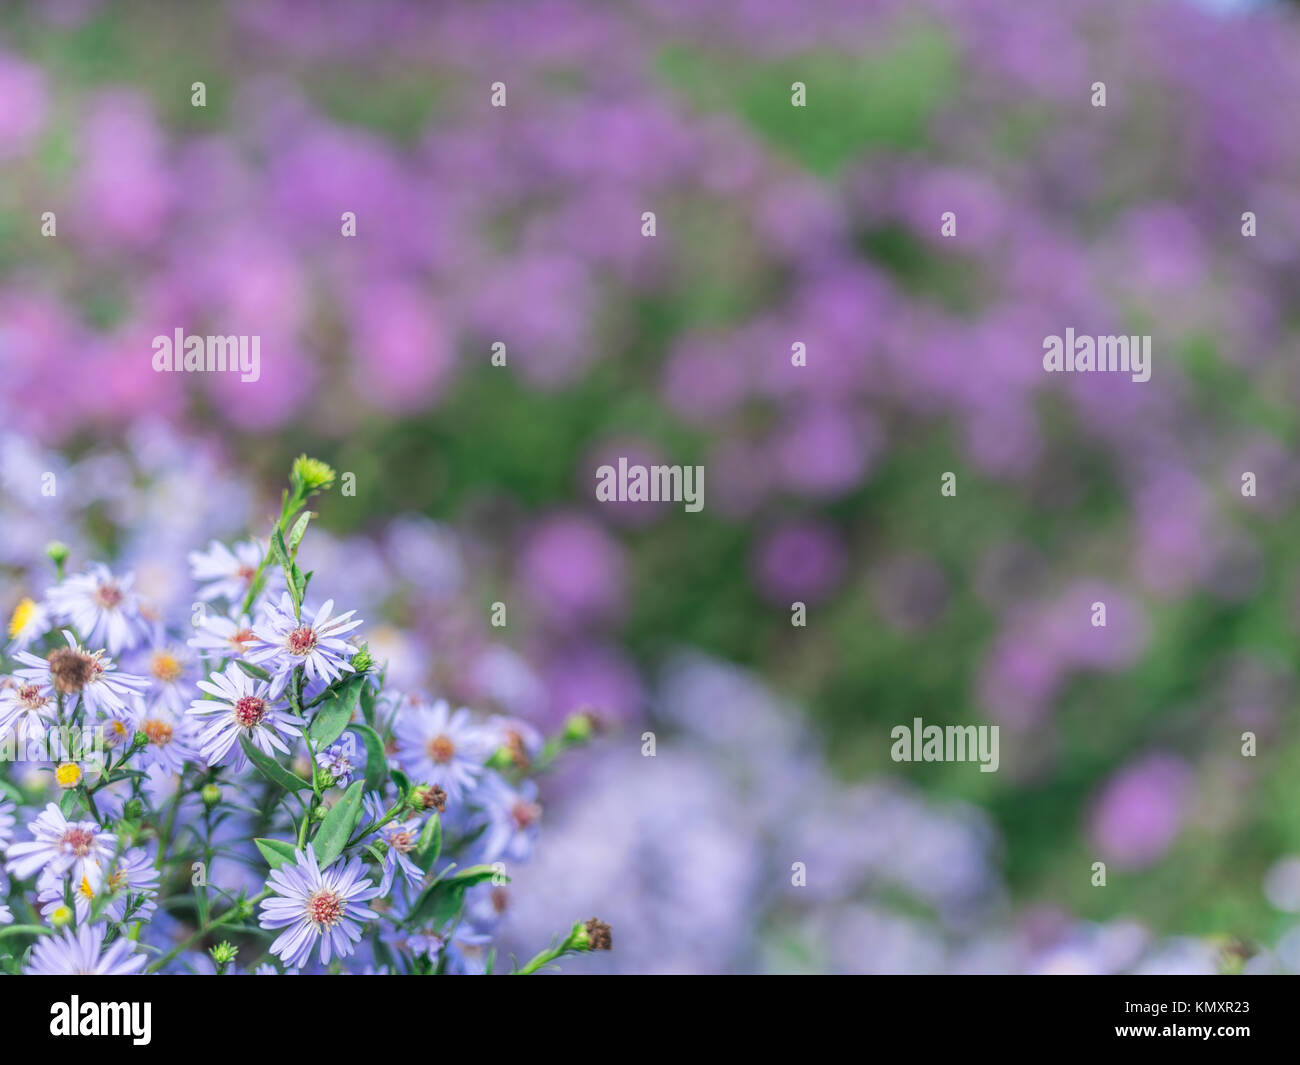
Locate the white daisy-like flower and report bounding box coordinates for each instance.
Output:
[188,663,300,767]
[247,595,363,697]
[188,539,267,603]
[258,844,380,970]
[14,631,149,722]
[5,596,50,653]
[25,923,147,975]
[5,802,117,883]
[46,564,147,655]
[392,698,496,803]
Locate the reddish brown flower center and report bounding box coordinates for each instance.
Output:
[230,627,255,652]
[511,800,541,829]
[18,683,46,708]
[287,626,317,656]
[306,889,344,927]
[237,564,256,582]
[62,827,95,857]
[427,735,455,764]
[48,648,96,694]
[144,718,174,745]
[94,584,124,609]
[234,696,266,727]
[388,829,415,854]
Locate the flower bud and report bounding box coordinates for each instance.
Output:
[49,905,75,928]
[200,783,222,806]
[291,455,336,494]
[45,541,70,568]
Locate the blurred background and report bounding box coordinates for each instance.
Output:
[3,0,1300,972]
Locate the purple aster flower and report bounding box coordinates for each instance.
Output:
[5,802,117,883]
[133,628,197,713]
[188,538,266,603]
[474,772,542,864]
[187,609,259,660]
[258,843,380,970]
[38,845,160,924]
[135,702,201,774]
[247,594,363,697]
[315,742,356,788]
[0,674,55,736]
[188,663,300,767]
[392,698,495,803]
[362,793,424,897]
[14,631,149,722]
[26,924,147,976]
[46,563,147,654]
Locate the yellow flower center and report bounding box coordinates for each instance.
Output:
[150,651,183,683]
[8,597,36,638]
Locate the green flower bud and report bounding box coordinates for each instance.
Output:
[291,455,336,494]
[210,941,238,967]
[49,904,74,928]
[123,798,144,820]
[200,783,222,806]
[45,541,70,568]
[350,646,374,674]
[561,710,599,746]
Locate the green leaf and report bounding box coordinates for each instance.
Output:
[352,724,389,793]
[311,780,364,869]
[59,789,79,818]
[391,768,411,799]
[239,734,312,793]
[286,511,312,555]
[309,674,365,748]
[406,864,503,930]
[0,924,53,941]
[235,659,272,681]
[255,838,300,870]
[415,813,442,871]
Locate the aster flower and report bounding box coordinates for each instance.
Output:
[188,663,300,767]
[474,772,543,864]
[258,843,380,970]
[133,628,197,713]
[384,919,492,973]
[393,698,495,803]
[6,595,50,652]
[315,742,356,788]
[188,539,266,603]
[14,631,149,722]
[135,702,200,774]
[46,563,147,654]
[37,846,160,924]
[0,799,15,851]
[25,923,147,976]
[362,793,424,896]
[0,675,56,736]
[246,595,363,698]
[5,802,117,883]
[188,609,259,660]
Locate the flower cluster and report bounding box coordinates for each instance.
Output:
[0,457,608,974]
